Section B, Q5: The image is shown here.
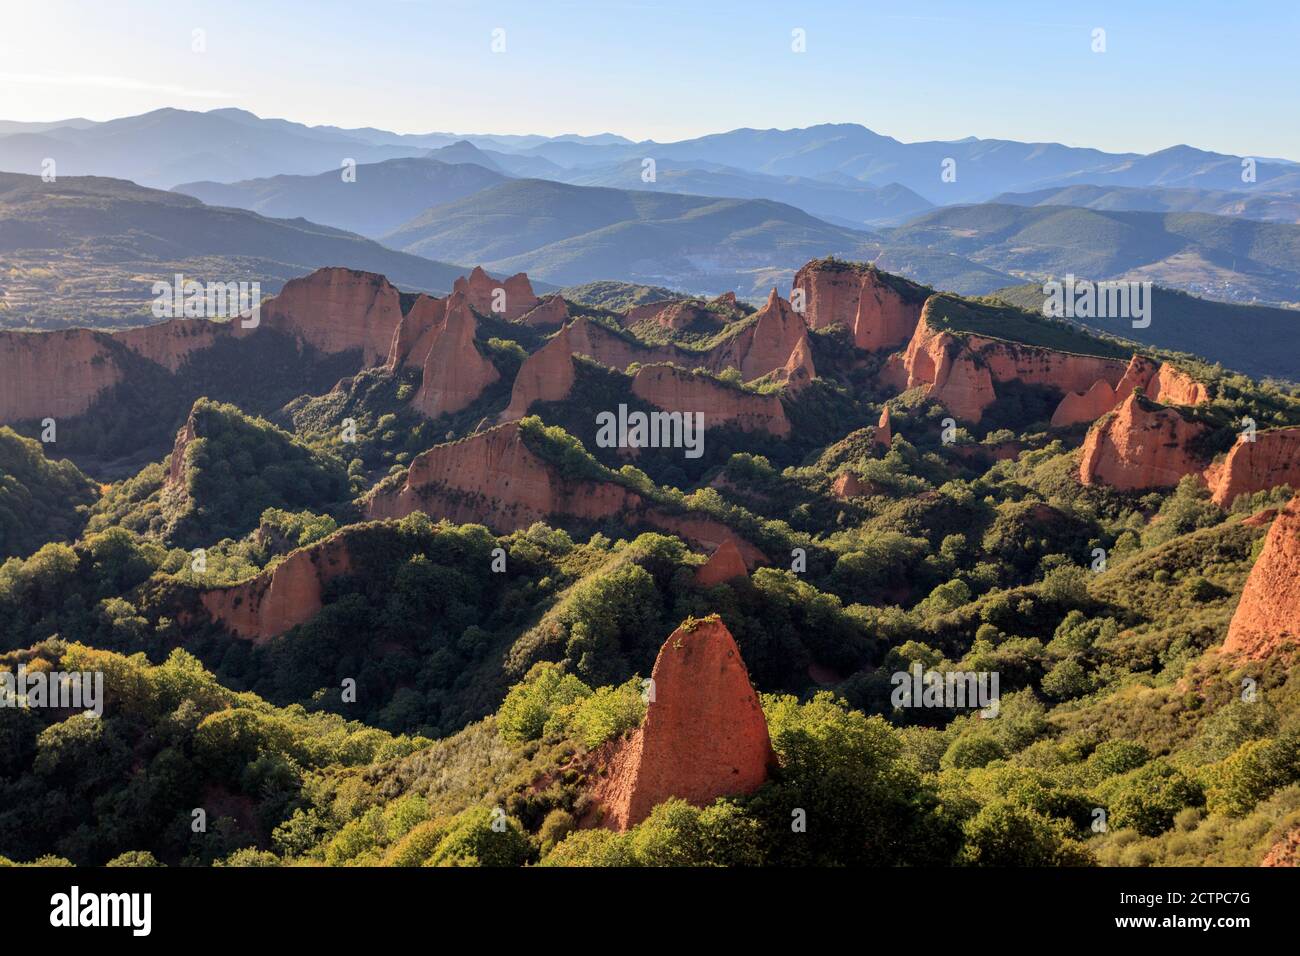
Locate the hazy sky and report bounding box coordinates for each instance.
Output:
[2,0,1297,157]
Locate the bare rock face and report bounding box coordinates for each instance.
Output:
[1051,379,1118,428]
[1207,427,1300,507]
[630,364,790,437]
[874,406,893,449]
[596,616,774,830]
[199,534,354,643]
[831,471,868,499]
[1223,493,1300,659]
[0,318,230,424]
[411,292,500,419]
[260,267,404,365]
[364,421,640,530]
[693,539,751,586]
[519,294,569,328]
[1078,393,1209,490]
[1261,827,1300,867]
[452,266,539,321]
[1052,354,1209,428]
[165,412,198,487]
[730,289,817,385]
[385,294,447,370]
[793,260,925,351]
[888,304,1131,423]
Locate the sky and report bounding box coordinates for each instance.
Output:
[2,0,1297,158]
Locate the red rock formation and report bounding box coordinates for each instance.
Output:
[832,472,867,498]
[1051,379,1118,428]
[727,289,816,385]
[630,364,790,437]
[874,406,893,449]
[165,412,197,487]
[1222,493,1300,659]
[199,533,354,643]
[385,294,447,370]
[384,291,500,418]
[0,329,126,422]
[1207,427,1300,507]
[1242,508,1279,528]
[1078,393,1209,490]
[793,260,925,351]
[1261,827,1300,867]
[519,294,569,328]
[888,304,1132,423]
[694,539,750,586]
[623,299,682,327]
[640,512,768,567]
[596,616,774,830]
[259,267,404,365]
[452,266,539,321]
[1053,354,1209,428]
[365,421,636,529]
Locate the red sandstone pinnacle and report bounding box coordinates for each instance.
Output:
[693,539,751,586]
[874,406,893,449]
[452,266,539,321]
[597,616,775,830]
[410,292,500,419]
[739,289,816,384]
[1078,392,1209,491]
[1052,355,1208,428]
[1051,379,1118,428]
[1223,493,1300,660]
[831,471,868,498]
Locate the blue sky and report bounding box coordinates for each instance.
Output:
[2,0,1297,157]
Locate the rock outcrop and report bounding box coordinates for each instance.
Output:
[452,266,539,321]
[718,290,816,387]
[629,364,790,437]
[518,294,569,328]
[198,533,354,643]
[1078,393,1209,490]
[259,267,404,365]
[874,406,893,449]
[595,616,774,830]
[1206,427,1300,507]
[385,290,500,418]
[831,472,868,498]
[693,539,751,586]
[793,260,926,351]
[1261,827,1300,867]
[1222,494,1300,659]
[1052,354,1209,428]
[885,304,1131,423]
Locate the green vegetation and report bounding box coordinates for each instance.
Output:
[0,427,98,559]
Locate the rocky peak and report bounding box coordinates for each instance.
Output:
[693,539,751,586]
[1078,393,1209,490]
[260,267,404,365]
[595,615,774,830]
[452,266,539,321]
[793,260,925,351]
[874,406,893,449]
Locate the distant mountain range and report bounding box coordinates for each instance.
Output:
[3,107,1297,207]
[887,204,1300,307]
[993,184,1300,224]
[0,172,474,329]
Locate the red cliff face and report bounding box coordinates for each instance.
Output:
[1052,354,1209,428]
[198,533,354,643]
[693,539,751,586]
[1078,393,1209,491]
[259,267,404,365]
[595,616,774,830]
[165,412,197,487]
[629,364,790,437]
[1207,427,1300,507]
[717,290,816,386]
[793,261,924,351]
[1222,493,1300,660]
[364,421,640,530]
[452,266,539,321]
[0,316,234,423]
[831,472,868,499]
[386,291,500,418]
[888,305,1131,423]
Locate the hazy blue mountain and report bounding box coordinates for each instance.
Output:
[173,157,508,237]
[992,184,1300,224]
[887,203,1300,307]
